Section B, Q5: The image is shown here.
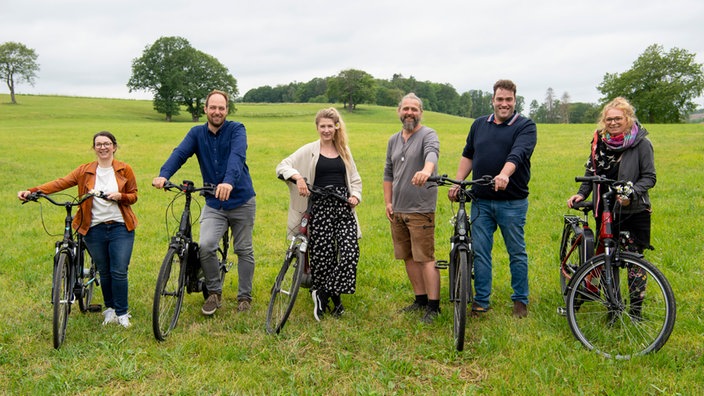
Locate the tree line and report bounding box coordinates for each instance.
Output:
[241,70,514,119]
[2,39,702,123]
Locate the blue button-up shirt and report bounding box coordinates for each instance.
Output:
[159,120,255,210]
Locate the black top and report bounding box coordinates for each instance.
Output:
[314,155,346,187]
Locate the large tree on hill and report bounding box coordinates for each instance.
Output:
[0,41,40,104]
[598,44,704,123]
[327,69,376,111]
[128,36,237,121]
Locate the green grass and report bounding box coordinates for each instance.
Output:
[1,94,703,394]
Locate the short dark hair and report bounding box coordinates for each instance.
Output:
[93,130,117,148]
[205,90,229,107]
[493,79,517,96]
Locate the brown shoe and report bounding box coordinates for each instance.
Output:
[512,301,528,318]
[237,299,251,312]
[202,293,222,316]
[470,302,490,317]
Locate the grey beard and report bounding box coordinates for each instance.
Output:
[402,118,417,131]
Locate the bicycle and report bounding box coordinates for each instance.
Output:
[428,174,494,352]
[23,191,105,349]
[559,175,676,359]
[265,180,350,334]
[152,180,233,341]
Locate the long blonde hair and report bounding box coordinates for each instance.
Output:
[315,107,352,168]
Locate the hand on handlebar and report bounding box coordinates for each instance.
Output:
[295,178,310,197]
[448,185,460,202]
[567,194,584,208]
[17,190,32,201]
[152,176,167,189]
[411,170,431,187]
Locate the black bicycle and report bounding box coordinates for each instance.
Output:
[559,175,676,359]
[23,191,104,349]
[429,174,494,352]
[265,180,350,334]
[152,180,232,341]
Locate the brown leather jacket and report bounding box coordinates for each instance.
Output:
[29,160,138,235]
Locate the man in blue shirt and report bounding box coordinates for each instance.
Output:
[449,80,537,318]
[153,90,256,316]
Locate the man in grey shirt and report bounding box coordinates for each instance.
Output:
[383,93,440,323]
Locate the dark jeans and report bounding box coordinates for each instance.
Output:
[83,222,135,316]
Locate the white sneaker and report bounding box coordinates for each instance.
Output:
[117,313,132,328]
[102,308,117,325]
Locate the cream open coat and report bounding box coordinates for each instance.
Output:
[276,140,362,239]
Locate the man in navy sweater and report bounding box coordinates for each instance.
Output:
[449,80,537,318]
[153,90,256,316]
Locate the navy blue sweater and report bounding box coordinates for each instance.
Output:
[462,112,537,200]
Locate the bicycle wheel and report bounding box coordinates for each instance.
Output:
[565,253,676,359]
[78,251,97,312]
[52,252,71,349]
[153,247,186,341]
[453,249,469,351]
[559,219,593,298]
[266,247,304,334]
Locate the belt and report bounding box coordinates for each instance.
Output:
[104,221,121,225]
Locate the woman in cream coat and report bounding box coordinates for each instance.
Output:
[276,108,362,321]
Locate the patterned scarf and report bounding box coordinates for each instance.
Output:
[602,123,639,151]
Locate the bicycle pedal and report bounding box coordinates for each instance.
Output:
[88,304,102,312]
[557,307,567,316]
[435,260,449,269]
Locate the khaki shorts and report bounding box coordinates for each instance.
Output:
[390,212,435,262]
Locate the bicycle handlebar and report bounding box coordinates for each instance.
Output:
[163,180,217,196]
[575,175,634,198]
[427,174,495,188]
[23,191,111,206]
[281,177,350,204]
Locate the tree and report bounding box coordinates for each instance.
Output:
[327,69,376,111]
[180,50,238,121]
[127,36,238,122]
[0,42,40,104]
[598,44,704,123]
[559,92,571,123]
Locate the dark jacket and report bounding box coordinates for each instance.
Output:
[577,123,656,214]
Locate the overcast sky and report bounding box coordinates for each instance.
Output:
[3,0,704,107]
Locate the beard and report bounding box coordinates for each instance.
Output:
[401,115,419,131]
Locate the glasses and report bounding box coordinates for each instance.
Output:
[605,117,624,123]
[94,142,113,148]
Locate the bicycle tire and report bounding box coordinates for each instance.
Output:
[565,252,676,359]
[453,250,469,351]
[78,251,96,312]
[559,219,593,301]
[52,252,71,349]
[265,247,304,334]
[153,247,186,341]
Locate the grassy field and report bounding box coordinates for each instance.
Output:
[1,94,703,395]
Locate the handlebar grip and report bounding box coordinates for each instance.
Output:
[427,174,446,183]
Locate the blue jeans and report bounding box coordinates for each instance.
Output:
[200,198,256,300]
[83,222,135,316]
[471,198,529,307]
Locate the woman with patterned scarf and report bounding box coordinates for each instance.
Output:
[566,96,656,316]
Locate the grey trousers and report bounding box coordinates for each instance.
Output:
[199,197,256,301]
